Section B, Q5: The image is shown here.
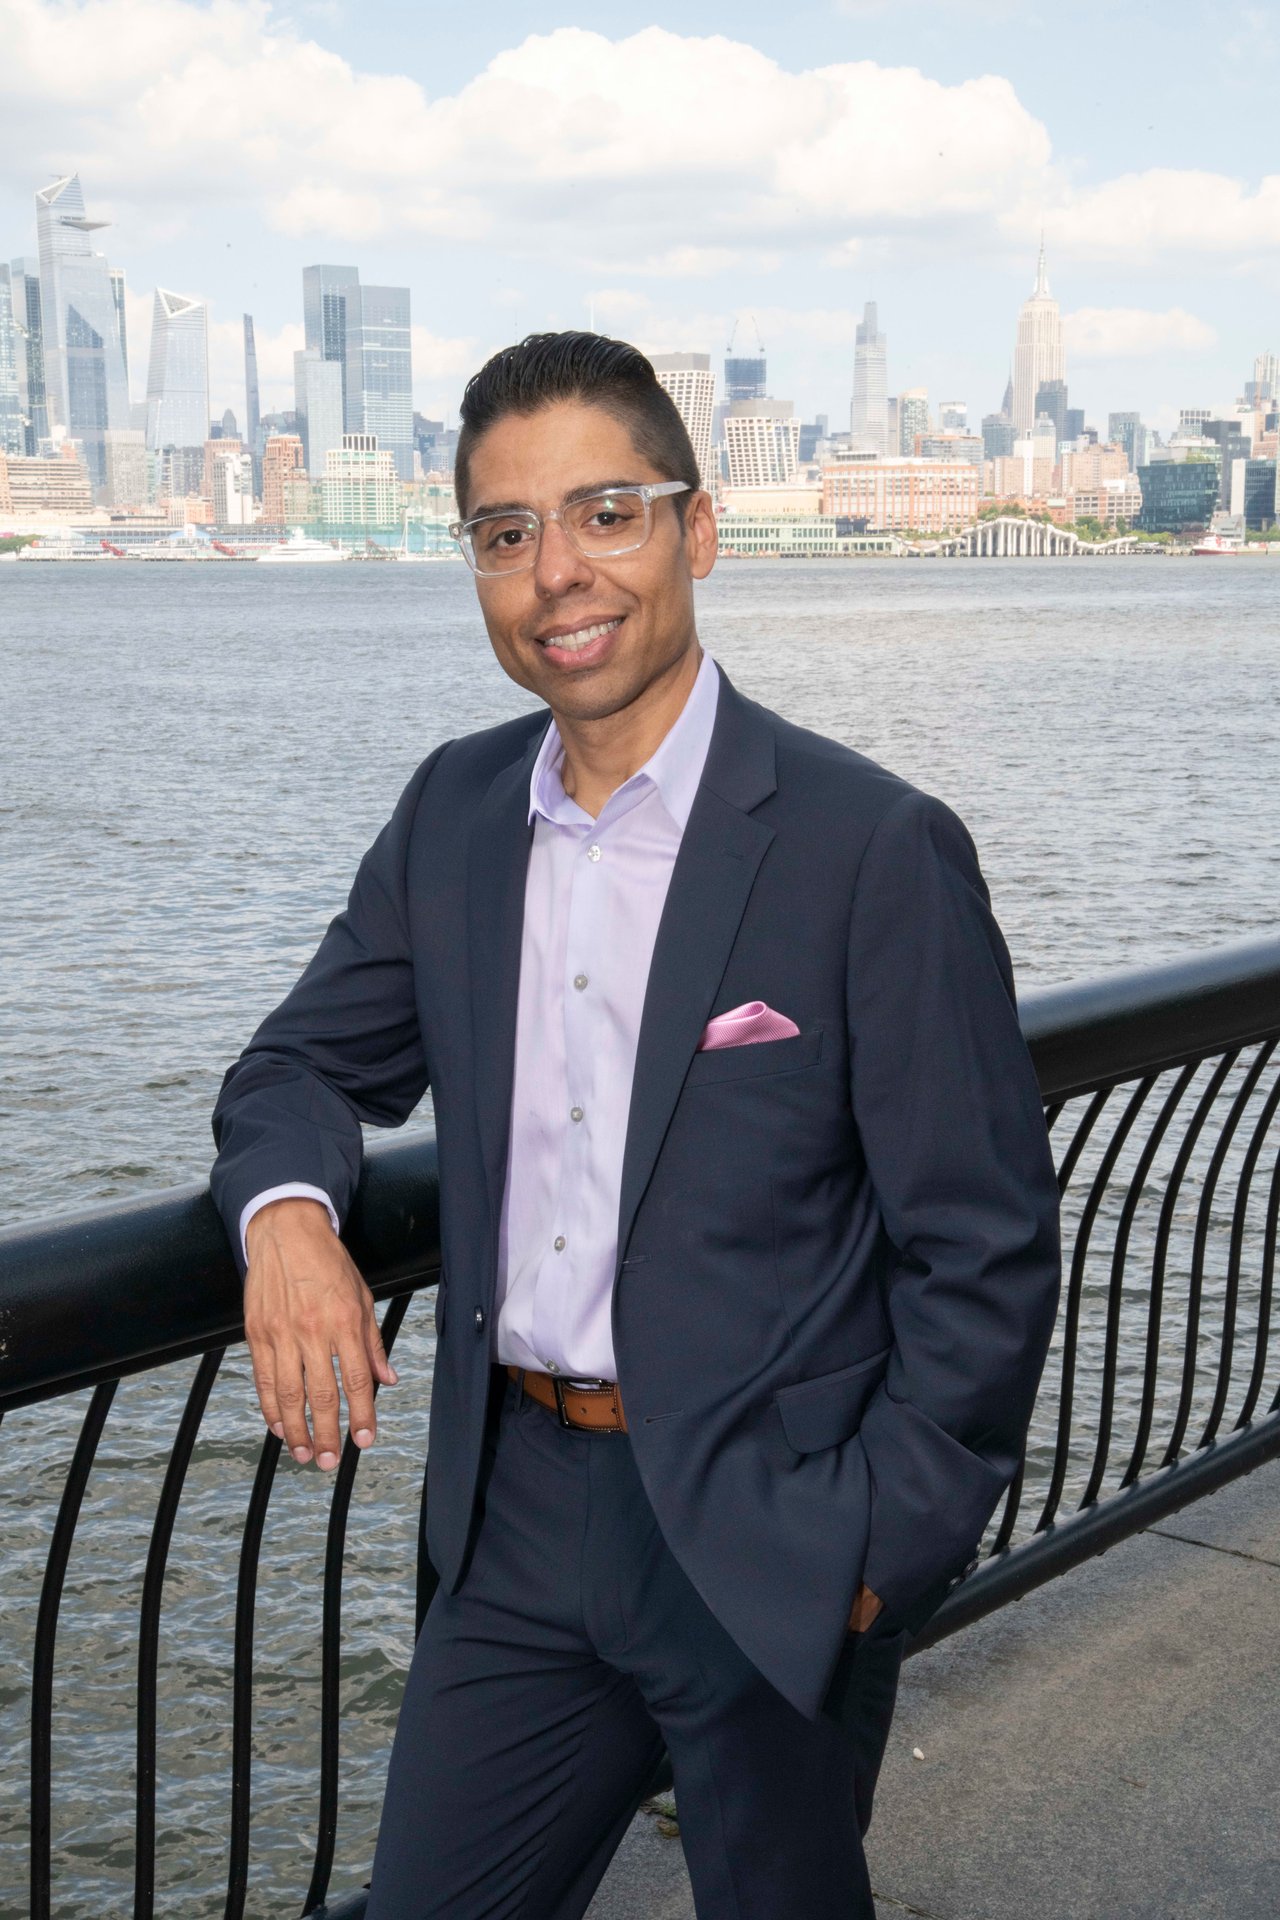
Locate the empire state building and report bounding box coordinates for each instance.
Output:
[1012,242,1065,436]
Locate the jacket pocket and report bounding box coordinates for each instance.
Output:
[684,1025,824,1087]
[774,1345,891,1454]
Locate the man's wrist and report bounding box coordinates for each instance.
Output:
[240,1185,340,1264]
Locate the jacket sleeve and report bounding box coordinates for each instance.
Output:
[845,787,1061,1633]
[209,743,447,1274]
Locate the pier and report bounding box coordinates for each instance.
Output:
[3,936,1280,1917]
[913,514,1150,557]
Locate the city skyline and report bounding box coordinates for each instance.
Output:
[2,2,1277,431]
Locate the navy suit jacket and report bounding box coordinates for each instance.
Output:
[211,663,1061,1720]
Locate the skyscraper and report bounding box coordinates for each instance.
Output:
[344,283,413,480]
[303,264,359,422]
[1013,243,1065,436]
[145,288,210,454]
[294,347,344,477]
[649,352,716,491]
[723,400,799,488]
[898,387,929,457]
[9,259,48,453]
[850,301,888,455]
[36,174,130,491]
[243,315,261,455]
[1246,351,1278,407]
[109,267,128,380]
[1034,378,1068,444]
[724,353,766,403]
[0,265,24,457]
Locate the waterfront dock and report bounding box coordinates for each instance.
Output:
[588,1462,1280,1920]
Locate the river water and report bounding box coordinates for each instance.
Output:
[2,555,1279,1915]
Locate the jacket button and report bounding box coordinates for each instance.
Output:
[474,1307,485,1333]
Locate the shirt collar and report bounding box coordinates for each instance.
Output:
[527,649,720,833]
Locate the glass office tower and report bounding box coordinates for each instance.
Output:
[345,283,413,481]
[145,289,210,454]
[36,174,130,492]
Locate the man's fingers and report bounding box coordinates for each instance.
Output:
[364,1306,399,1388]
[247,1351,286,1442]
[274,1362,315,1463]
[337,1338,378,1450]
[302,1345,345,1470]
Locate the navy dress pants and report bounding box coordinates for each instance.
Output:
[365,1372,905,1920]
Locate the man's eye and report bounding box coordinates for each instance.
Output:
[477,520,534,552]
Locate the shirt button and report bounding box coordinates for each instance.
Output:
[544,1360,560,1375]
[553,1234,566,1252]
[570,1105,584,1123]
[573,973,588,991]
[587,844,602,862]
[474,1307,485,1332]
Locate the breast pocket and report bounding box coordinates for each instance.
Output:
[683,1025,824,1087]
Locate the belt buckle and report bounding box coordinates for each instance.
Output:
[551,1376,614,1430]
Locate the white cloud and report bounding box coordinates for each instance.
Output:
[1064,306,1219,359]
[1041,169,1280,260]
[3,4,1052,263]
[5,0,1279,292]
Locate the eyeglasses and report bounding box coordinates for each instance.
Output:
[449,481,691,576]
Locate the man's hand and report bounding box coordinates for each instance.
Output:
[243,1197,398,1470]
[848,1583,884,1633]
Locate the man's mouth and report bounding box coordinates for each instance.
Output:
[535,617,623,659]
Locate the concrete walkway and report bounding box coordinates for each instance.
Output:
[586,1462,1280,1920]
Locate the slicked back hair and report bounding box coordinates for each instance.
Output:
[454,331,701,522]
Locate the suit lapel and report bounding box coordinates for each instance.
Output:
[616,671,777,1263]
[467,723,547,1227]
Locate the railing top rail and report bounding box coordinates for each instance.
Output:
[1020,932,1280,1101]
[3,933,1279,1411]
[0,1145,441,1413]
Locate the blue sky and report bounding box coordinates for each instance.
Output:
[3,0,1277,433]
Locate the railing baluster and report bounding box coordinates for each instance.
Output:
[1080,1070,1187,1508]
[226,1426,283,1920]
[1163,1044,1275,1467]
[31,1380,118,1920]
[302,1291,414,1918]
[135,1349,225,1918]
[988,1455,1026,1556]
[1199,1051,1280,1447]
[1122,1052,1238,1485]
[1037,1086,1122,1531]
[1238,1141,1280,1429]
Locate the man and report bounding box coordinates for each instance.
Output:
[211,331,1060,1919]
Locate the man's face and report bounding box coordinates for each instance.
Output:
[461,399,717,725]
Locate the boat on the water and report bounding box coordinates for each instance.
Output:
[257,529,345,564]
[1191,531,1247,556]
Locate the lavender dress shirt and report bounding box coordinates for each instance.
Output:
[241,649,720,1387]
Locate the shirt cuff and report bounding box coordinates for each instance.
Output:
[239,1184,340,1265]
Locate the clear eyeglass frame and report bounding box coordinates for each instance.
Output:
[449,480,691,576]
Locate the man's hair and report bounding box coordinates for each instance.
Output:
[454,331,701,520]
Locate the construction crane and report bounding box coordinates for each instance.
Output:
[725,315,765,356]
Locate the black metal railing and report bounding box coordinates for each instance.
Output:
[3,934,1280,1917]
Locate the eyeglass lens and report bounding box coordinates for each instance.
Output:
[466,490,652,573]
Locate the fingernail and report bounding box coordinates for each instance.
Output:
[387,1366,399,1384]
[354,1428,373,1446]
[317,1450,339,1471]
[292,1445,312,1463]
[270,1422,285,1440]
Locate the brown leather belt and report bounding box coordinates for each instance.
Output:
[505,1364,628,1433]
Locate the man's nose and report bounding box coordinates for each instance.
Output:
[532,516,592,597]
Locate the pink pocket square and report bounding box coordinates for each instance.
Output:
[697,1001,802,1051]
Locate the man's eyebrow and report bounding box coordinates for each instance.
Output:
[466,481,649,518]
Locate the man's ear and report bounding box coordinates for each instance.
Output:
[686,490,718,581]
